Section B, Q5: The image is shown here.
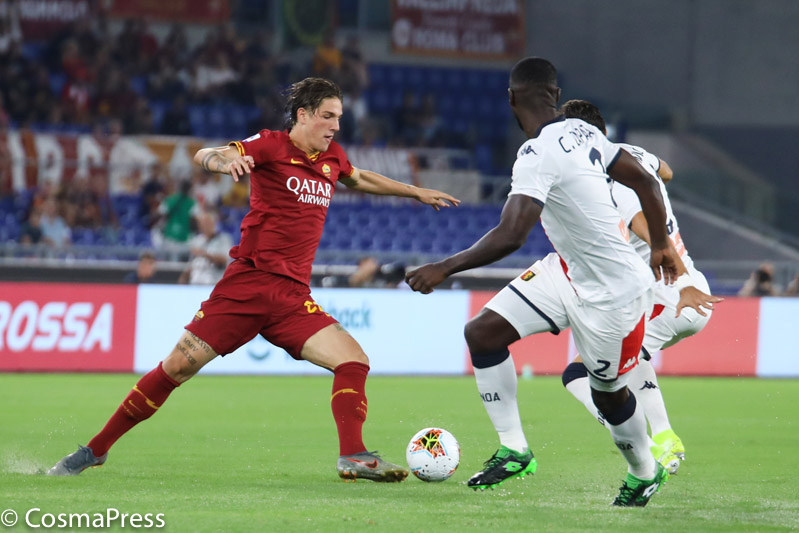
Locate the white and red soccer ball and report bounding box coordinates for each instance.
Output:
[406,427,460,482]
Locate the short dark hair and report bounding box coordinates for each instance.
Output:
[509,57,558,88]
[285,77,342,127]
[560,99,606,132]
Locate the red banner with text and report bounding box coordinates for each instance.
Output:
[390,0,525,59]
[0,283,137,372]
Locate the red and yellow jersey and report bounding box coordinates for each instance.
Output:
[228,129,354,286]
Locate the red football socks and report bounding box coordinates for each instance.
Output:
[331,361,370,456]
[87,362,180,457]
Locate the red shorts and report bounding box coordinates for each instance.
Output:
[185,259,338,359]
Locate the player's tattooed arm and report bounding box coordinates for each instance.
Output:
[193,145,254,181]
[200,151,233,173]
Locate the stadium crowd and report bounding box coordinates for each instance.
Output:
[2,9,798,295]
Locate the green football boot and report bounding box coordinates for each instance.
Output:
[612,462,669,507]
[467,445,537,490]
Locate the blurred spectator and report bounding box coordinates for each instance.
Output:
[139,163,167,229]
[738,262,780,297]
[393,90,422,146]
[178,210,232,285]
[348,256,380,287]
[160,95,193,136]
[19,208,43,244]
[222,173,250,209]
[126,97,155,134]
[39,196,71,247]
[124,250,157,283]
[340,35,368,92]
[784,273,799,297]
[418,93,444,146]
[157,179,196,245]
[312,30,342,79]
[0,1,23,55]
[192,168,223,209]
[347,256,407,288]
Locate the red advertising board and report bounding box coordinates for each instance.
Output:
[390,0,525,59]
[0,283,137,372]
[652,298,760,377]
[17,0,95,40]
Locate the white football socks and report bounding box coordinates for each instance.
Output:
[565,373,605,425]
[606,394,658,479]
[627,359,672,436]
[473,354,529,453]
[566,372,659,450]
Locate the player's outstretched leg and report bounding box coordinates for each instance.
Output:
[330,361,407,482]
[48,362,180,476]
[628,359,684,473]
[48,330,216,476]
[563,361,682,474]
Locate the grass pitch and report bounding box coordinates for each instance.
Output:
[1,374,798,532]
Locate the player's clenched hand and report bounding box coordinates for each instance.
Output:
[675,286,723,317]
[415,188,460,211]
[225,155,255,182]
[405,262,449,294]
[650,247,678,285]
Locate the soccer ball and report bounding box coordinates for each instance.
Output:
[405,427,460,482]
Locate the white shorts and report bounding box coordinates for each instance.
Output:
[643,268,712,357]
[485,253,653,392]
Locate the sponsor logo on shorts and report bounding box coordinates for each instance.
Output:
[521,270,535,281]
[193,310,204,322]
[304,301,331,317]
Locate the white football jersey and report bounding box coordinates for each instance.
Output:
[611,143,695,273]
[509,117,653,310]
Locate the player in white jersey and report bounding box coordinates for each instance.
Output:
[405,57,698,507]
[559,99,721,474]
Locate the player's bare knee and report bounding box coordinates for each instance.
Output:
[464,317,493,354]
[343,348,369,366]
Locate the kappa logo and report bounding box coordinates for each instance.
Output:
[639,381,658,390]
[521,270,535,281]
[621,355,638,371]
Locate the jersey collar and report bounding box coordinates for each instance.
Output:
[533,114,566,138]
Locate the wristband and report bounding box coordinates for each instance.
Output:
[674,273,695,291]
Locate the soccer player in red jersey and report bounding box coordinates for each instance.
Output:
[48,77,460,482]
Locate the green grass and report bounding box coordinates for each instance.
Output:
[1,374,798,532]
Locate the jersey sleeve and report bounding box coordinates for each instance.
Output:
[330,142,354,178]
[508,150,557,206]
[597,133,623,172]
[611,182,642,226]
[228,130,275,165]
